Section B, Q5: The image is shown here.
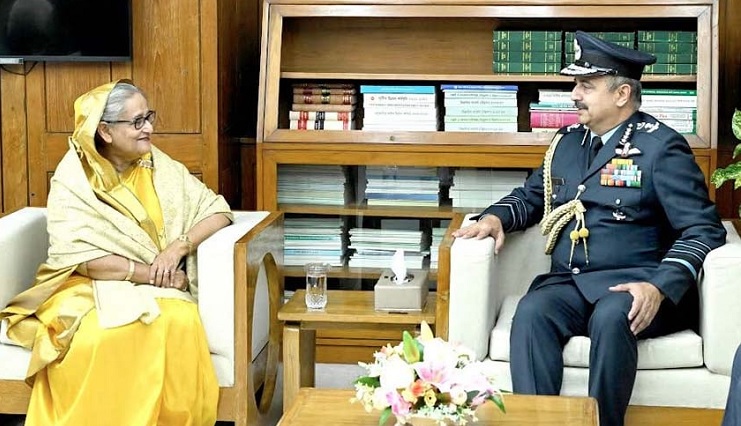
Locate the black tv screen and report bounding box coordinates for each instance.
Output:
[0,0,132,62]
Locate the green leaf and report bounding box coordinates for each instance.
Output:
[354,376,381,387]
[733,143,741,159]
[488,394,507,413]
[402,330,421,363]
[378,407,392,426]
[711,162,741,189]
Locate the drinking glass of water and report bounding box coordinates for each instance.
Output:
[304,262,330,310]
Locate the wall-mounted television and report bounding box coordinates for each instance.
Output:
[0,0,132,62]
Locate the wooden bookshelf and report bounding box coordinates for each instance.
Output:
[257,0,719,362]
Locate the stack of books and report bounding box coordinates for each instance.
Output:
[638,31,697,75]
[641,88,697,134]
[429,222,449,270]
[360,85,438,131]
[449,169,527,209]
[530,89,578,132]
[565,31,634,66]
[284,217,345,267]
[442,84,519,132]
[347,227,429,269]
[363,166,440,207]
[277,165,348,205]
[492,30,562,74]
[290,83,356,130]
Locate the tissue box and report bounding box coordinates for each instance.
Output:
[374,269,429,312]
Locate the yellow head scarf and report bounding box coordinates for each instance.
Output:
[70,79,136,192]
[69,80,159,240]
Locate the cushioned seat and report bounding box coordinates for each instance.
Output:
[0,208,283,425]
[446,214,741,410]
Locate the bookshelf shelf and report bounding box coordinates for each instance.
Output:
[282,72,698,83]
[264,130,709,149]
[280,203,482,219]
[283,265,439,281]
[257,0,719,362]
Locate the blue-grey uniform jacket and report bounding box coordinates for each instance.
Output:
[480,111,727,305]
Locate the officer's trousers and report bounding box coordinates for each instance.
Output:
[510,278,688,426]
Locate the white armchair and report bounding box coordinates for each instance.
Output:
[0,207,284,426]
[445,213,741,421]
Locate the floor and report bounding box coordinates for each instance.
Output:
[0,363,365,426]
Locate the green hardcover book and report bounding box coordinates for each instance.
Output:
[638,42,698,54]
[566,41,632,52]
[566,31,635,43]
[493,30,563,42]
[643,63,697,75]
[492,62,561,74]
[637,31,697,43]
[493,50,562,63]
[493,40,562,52]
[652,52,697,64]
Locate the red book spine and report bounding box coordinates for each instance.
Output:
[529,111,580,128]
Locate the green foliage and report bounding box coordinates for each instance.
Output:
[712,142,741,217]
[354,376,381,387]
[402,330,422,363]
[378,407,392,426]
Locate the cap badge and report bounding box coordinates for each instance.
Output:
[574,39,582,60]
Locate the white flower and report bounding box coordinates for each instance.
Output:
[372,388,391,410]
[379,356,416,390]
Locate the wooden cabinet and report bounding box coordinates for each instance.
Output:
[256,0,719,361]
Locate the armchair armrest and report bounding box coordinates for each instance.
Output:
[700,221,741,376]
[446,214,498,360]
[0,208,48,312]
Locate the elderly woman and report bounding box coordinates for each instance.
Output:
[0,80,231,425]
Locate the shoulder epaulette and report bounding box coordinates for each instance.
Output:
[633,120,661,134]
[558,123,586,134]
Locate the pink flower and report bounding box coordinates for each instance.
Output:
[386,390,411,416]
[415,361,455,393]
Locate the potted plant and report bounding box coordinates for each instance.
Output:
[711,107,741,216]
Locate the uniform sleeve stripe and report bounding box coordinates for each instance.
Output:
[667,248,704,263]
[674,241,711,255]
[662,258,698,279]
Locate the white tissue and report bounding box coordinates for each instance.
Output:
[392,249,406,285]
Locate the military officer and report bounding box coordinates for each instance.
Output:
[453,30,727,426]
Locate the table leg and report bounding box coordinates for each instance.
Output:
[282,322,316,410]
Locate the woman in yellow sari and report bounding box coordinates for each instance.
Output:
[0,80,232,425]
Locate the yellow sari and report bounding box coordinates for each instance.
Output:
[1,81,230,425]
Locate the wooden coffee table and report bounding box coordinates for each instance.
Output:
[277,388,599,425]
[277,290,436,410]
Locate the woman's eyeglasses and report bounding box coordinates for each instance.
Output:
[104,110,157,130]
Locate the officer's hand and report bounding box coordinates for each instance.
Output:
[451,215,506,254]
[608,281,665,335]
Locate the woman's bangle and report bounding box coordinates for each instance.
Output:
[124,259,136,281]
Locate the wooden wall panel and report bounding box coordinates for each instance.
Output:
[134,0,201,134]
[0,68,29,211]
[45,64,113,133]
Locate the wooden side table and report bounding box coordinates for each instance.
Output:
[277,290,436,409]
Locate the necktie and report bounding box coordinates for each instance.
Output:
[588,136,603,167]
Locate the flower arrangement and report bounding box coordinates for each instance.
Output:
[352,322,505,426]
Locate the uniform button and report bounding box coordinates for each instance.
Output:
[615,198,621,205]
[572,267,581,274]
[552,194,557,199]
[578,184,586,192]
